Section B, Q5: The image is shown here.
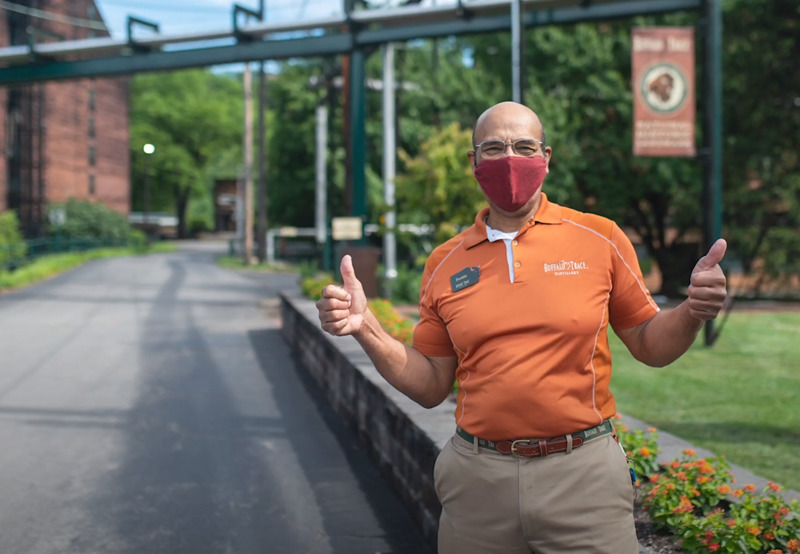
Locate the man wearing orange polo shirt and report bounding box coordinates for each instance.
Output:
[316,101,727,553]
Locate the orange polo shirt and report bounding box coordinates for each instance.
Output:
[413,194,659,440]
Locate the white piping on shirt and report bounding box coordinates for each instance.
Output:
[418,240,465,308]
[562,218,660,312]
[589,292,611,424]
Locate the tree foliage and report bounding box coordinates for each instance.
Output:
[396,122,484,245]
[124,1,799,295]
[130,69,243,237]
[721,0,800,293]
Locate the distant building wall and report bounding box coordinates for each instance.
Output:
[0,0,130,235]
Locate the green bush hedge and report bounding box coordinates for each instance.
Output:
[0,211,27,269]
[50,199,131,242]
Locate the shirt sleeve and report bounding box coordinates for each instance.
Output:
[412,255,457,357]
[608,223,660,330]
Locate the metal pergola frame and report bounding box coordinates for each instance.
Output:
[0,0,722,340]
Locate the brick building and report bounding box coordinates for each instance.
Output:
[0,0,129,236]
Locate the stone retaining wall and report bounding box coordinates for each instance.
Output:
[280,292,454,550]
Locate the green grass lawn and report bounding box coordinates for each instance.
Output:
[610,310,800,491]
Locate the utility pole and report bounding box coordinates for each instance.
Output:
[382,42,397,296]
[256,60,268,263]
[511,0,525,104]
[243,63,254,265]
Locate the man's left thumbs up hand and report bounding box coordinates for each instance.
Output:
[687,238,728,321]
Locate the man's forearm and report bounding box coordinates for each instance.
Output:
[623,302,704,367]
[352,309,455,408]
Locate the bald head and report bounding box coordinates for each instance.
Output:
[472,101,547,149]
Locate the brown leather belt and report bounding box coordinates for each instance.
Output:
[455,420,614,458]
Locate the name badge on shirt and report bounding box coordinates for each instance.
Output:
[450,266,480,292]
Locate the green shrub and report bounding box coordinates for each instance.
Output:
[613,417,661,482]
[0,211,27,269]
[300,273,335,301]
[367,298,415,345]
[128,229,148,252]
[679,482,800,553]
[382,264,423,305]
[50,199,131,242]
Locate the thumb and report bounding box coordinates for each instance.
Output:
[340,255,363,292]
[694,238,727,273]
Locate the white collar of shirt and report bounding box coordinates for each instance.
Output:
[485,221,518,282]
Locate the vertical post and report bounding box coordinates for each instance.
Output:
[143,143,155,235]
[703,0,723,346]
[257,60,268,263]
[315,104,328,262]
[243,63,254,264]
[382,43,397,296]
[511,0,525,104]
[349,48,367,222]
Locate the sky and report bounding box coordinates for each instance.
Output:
[94,0,363,39]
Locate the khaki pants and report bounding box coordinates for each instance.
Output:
[434,433,639,554]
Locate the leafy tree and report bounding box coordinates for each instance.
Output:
[396,122,484,247]
[721,0,800,294]
[130,70,243,238]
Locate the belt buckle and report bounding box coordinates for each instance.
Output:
[510,439,533,457]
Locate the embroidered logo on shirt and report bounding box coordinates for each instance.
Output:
[543,260,589,276]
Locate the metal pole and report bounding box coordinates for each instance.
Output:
[144,153,151,229]
[243,63,254,264]
[315,103,328,248]
[702,0,723,346]
[349,48,367,222]
[257,60,268,263]
[382,42,397,295]
[511,0,525,104]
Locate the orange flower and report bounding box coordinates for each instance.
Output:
[717,485,732,495]
[768,481,781,492]
[787,538,799,551]
[647,427,657,432]
[670,461,680,469]
[676,471,688,481]
[639,447,651,457]
[764,531,775,540]
[767,550,783,554]
[649,474,660,483]
[733,489,744,498]
[708,543,721,552]
[683,448,696,457]
[747,526,761,536]
[697,475,711,484]
[744,484,757,492]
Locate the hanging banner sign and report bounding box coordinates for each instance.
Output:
[632,27,696,157]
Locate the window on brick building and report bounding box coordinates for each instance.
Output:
[89,117,95,138]
[89,175,96,195]
[89,89,95,111]
[89,146,96,166]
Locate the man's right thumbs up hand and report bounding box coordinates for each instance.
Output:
[317,255,368,336]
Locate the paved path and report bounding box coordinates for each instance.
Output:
[0,241,430,554]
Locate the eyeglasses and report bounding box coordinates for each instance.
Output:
[474,138,544,159]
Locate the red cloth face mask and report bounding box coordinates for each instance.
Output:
[474,156,548,212]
